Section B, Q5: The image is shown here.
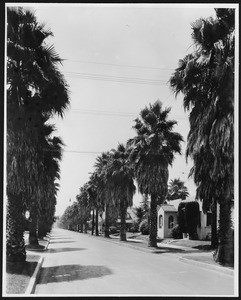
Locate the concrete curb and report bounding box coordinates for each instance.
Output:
[87,233,178,254]
[25,256,44,295]
[87,233,234,276]
[179,257,234,276]
[25,234,51,295]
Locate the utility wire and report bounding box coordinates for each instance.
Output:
[64,150,102,154]
[65,71,169,85]
[63,150,185,156]
[64,59,175,71]
[68,108,188,120]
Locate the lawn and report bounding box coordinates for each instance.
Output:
[126,232,212,250]
[5,254,41,295]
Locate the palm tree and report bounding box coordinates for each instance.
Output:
[167,178,189,200]
[37,132,64,240]
[6,7,69,261]
[169,8,234,264]
[76,184,91,233]
[94,152,114,238]
[128,100,183,247]
[86,175,100,236]
[106,143,136,241]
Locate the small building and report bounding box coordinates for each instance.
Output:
[116,208,135,231]
[157,204,178,239]
[157,196,213,240]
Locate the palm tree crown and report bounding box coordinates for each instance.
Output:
[167,178,190,200]
[128,100,183,197]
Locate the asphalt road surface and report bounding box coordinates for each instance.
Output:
[34,228,235,296]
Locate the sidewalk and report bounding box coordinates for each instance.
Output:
[88,232,234,276]
[24,233,51,295]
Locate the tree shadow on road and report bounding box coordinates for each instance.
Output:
[50,240,75,244]
[49,237,73,240]
[37,264,112,284]
[47,248,87,254]
[152,248,185,254]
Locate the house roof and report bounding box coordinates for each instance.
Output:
[160,205,177,212]
[165,196,202,211]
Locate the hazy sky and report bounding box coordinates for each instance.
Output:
[7,3,228,216]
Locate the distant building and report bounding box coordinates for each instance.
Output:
[98,207,136,233]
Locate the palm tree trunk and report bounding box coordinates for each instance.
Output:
[38,219,46,240]
[6,193,26,262]
[211,197,218,249]
[95,207,99,236]
[214,198,233,265]
[84,221,88,233]
[120,202,127,241]
[29,207,39,246]
[91,209,95,235]
[148,194,157,247]
[104,203,110,238]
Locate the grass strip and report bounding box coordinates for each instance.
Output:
[6,254,40,294]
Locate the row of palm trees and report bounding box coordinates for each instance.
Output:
[6,7,69,261]
[60,8,235,265]
[60,100,184,247]
[170,8,235,264]
[7,7,234,267]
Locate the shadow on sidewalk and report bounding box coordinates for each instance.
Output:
[47,247,87,254]
[37,264,112,284]
[49,240,75,244]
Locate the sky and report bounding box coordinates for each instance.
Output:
[6,3,230,216]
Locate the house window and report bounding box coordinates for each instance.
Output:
[168,215,174,229]
[206,212,212,226]
[159,215,163,228]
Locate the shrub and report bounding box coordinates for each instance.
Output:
[171,224,183,239]
[205,232,212,241]
[130,221,139,233]
[185,201,200,240]
[139,219,149,235]
[177,201,200,239]
[109,226,118,234]
[177,202,187,233]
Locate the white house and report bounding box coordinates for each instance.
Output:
[157,196,212,240]
[157,204,178,239]
[157,196,235,240]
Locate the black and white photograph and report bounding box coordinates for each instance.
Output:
[2,2,239,297]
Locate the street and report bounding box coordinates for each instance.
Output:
[35,228,234,296]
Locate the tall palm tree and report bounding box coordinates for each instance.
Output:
[76,184,91,233]
[94,152,114,238]
[106,143,136,241]
[128,100,183,247]
[169,8,234,264]
[37,132,64,240]
[6,7,69,261]
[167,178,189,200]
[86,175,100,236]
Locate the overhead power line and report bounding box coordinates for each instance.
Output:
[64,59,175,71]
[64,150,102,154]
[63,150,186,156]
[65,71,169,86]
[69,108,188,120]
